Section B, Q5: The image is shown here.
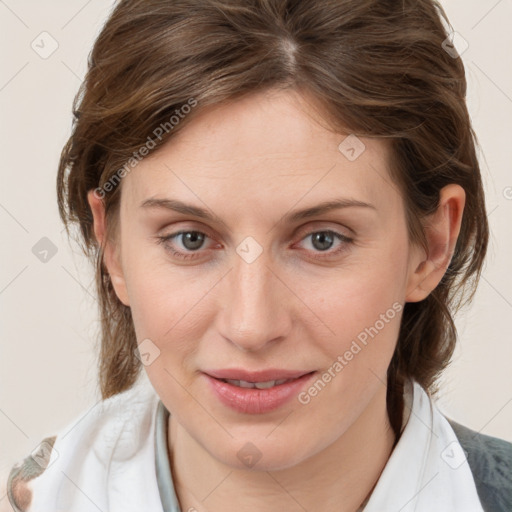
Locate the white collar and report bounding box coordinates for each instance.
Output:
[363,379,483,511]
[27,377,164,512]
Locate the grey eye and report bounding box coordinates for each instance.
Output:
[178,231,206,250]
[310,231,335,251]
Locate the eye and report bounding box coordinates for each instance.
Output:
[297,230,353,259]
[156,230,214,260]
[156,228,354,262]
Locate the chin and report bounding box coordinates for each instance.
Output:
[208,435,313,472]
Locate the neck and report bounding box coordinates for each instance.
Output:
[168,385,396,512]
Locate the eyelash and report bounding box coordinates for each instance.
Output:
[156,229,354,261]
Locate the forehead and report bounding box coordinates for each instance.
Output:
[122,89,400,217]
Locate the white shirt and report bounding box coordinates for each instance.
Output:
[363,379,483,511]
[7,375,484,511]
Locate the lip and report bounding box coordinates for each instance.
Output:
[202,369,317,414]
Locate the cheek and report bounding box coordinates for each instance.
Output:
[122,253,213,399]
[295,241,408,367]
[121,243,222,356]
[305,278,402,372]
[127,266,207,338]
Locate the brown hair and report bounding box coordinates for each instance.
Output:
[57,0,488,437]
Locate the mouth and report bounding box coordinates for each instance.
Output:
[202,369,318,414]
[218,377,297,389]
[204,368,315,382]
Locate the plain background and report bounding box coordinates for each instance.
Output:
[1,0,511,497]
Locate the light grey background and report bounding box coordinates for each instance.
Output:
[1,0,511,500]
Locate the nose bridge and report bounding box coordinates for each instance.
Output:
[219,244,289,352]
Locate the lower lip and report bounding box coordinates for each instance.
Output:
[203,372,317,414]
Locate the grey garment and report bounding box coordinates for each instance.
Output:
[155,401,181,512]
[154,400,512,512]
[447,418,512,512]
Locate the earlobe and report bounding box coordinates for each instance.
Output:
[405,184,465,303]
[86,190,130,306]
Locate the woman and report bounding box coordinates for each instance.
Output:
[6,0,512,511]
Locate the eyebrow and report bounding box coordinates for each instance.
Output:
[140,197,376,225]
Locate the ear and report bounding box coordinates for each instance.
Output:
[87,190,130,306]
[405,184,466,303]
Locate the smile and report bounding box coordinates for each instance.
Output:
[204,371,317,414]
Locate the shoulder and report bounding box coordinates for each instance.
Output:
[6,378,160,512]
[447,418,512,512]
[6,436,57,512]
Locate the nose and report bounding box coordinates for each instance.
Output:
[216,247,292,353]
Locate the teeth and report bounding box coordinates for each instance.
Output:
[224,378,290,389]
[255,380,277,389]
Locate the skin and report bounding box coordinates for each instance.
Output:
[88,88,465,512]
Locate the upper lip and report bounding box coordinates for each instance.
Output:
[204,368,315,382]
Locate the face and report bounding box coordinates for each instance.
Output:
[98,88,425,471]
